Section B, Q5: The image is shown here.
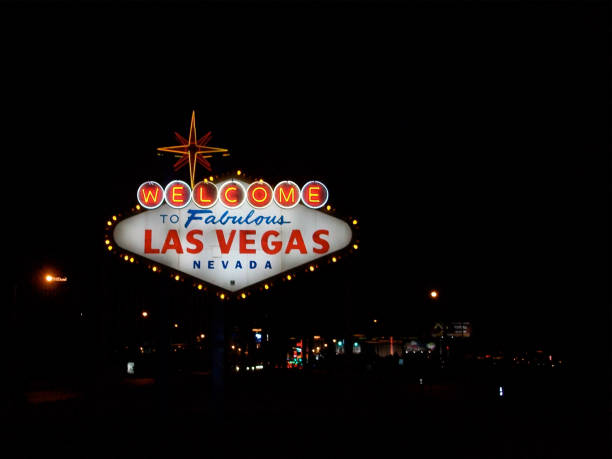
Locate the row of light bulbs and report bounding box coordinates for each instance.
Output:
[104,169,360,301]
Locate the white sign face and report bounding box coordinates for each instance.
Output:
[113,180,352,292]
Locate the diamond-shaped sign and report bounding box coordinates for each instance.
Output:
[112,180,352,292]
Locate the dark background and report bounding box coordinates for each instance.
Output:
[3,1,609,376]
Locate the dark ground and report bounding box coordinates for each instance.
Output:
[7,363,608,459]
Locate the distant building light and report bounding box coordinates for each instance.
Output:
[127,362,135,375]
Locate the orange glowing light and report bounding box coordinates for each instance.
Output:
[274,181,300,208]
[430,290,438,299]
[157,111,229,188]
[247,181,273,208]
[301,181,328,209]
[224,186,238,203]
[192,180,217,208]
[219,181,245,208]
[251,187,267,202]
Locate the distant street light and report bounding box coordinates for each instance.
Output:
[44,274,68,283]
[429,290,439,299]
[141,311,149,318]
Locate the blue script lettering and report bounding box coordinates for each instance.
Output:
[184,209,291,229]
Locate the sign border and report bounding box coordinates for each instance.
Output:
[105,170,360,301]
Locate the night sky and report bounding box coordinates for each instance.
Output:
[4,2,609,367]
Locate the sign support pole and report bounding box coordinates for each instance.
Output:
[211,297,225,426]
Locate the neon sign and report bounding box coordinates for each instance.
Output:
[111,175,354,294]
[137,179,329,210]
[106,112,358,299]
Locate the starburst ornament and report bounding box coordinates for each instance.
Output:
[157,111,229,188]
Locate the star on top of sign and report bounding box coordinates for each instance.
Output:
[157,111,229,188]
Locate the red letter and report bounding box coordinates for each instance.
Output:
[161,229,184,254]
[240,230,256,254]
[144,229,160,254]
[186,229,204,254]
[312,229,330,254]
[216,230,236,254]
[141,187,159,204]
[261,231,282,254]
[285,229,307,254]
